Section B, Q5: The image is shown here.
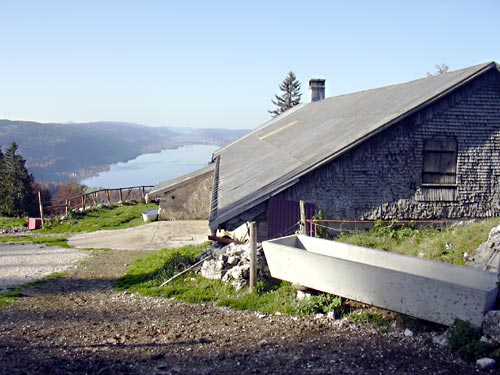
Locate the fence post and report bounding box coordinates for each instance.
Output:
[38,191,44,226]
[249,221,257,292]
[119,189,123,203]
[299,200,306,235]
[65,200,69,217]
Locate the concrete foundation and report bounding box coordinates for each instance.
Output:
[262,235,499,326]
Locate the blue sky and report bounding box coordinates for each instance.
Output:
[0,1,498,129]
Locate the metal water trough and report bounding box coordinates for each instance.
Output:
[262,234,499,326]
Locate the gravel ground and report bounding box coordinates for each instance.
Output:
[0,247,492,374]
[0,244,90,292]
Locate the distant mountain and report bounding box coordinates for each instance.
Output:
[0,120,248,182]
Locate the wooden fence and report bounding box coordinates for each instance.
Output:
[44,185,154,217]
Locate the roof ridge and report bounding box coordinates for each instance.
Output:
[323,61,496,102]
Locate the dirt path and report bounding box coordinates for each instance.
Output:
[67,220,211,251]
[0,247,485,374]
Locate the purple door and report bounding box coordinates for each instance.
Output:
[267,196,316,239]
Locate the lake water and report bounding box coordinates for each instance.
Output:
[81,144,219,188]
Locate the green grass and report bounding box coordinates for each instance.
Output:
[336,218,499,265]
[116,243,344,316]
[0,203,157,251]
[0,217,28,229]
[116,218,500,318]
[39,203,159,234]
[0,236,71,247]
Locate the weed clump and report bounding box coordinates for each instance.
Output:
[448,319,493,362]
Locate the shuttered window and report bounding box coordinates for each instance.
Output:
[422,140,457,185]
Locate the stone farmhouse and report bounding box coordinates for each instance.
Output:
[152,62,500,241]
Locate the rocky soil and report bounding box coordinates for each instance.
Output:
[0,249,492,374]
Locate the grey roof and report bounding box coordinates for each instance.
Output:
[209,62,499,229]
[149,163,214,197]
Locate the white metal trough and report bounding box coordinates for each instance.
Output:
[262,234,499,326]
[142,209,159,222]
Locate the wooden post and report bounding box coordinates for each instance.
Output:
[93,192,98,207]
[38,191,44,226]
[106,190,111,205]
[81,195,86,211]
[299,200,306,235]
[119,189,123,203]
[141,186,146,203]
[249,221,257,292]
[65,200,69,217]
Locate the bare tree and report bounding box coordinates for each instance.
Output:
[427,63,449,77]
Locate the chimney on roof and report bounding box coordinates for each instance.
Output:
[309,79,326,103]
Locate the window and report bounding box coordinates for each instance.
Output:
[422,140,457,186]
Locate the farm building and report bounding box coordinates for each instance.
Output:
[208,61,500,241]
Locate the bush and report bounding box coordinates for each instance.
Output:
[448,319,490,362]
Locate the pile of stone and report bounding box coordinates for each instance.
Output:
[466,224,500,272]
[197,242,270,291]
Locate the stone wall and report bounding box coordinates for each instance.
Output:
[279,70,500,221]
[158,174,213,220]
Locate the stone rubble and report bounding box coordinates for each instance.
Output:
[476,357,496,370]
[466,224,500,272]
[483,310,500,343]
[432,331,450,347]
[198,242,270,290]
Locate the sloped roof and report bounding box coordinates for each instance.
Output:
[149,163,214,197]
[210,62,498,228]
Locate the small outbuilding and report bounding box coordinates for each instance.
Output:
[208,62,500,241]
[149,164,214,220]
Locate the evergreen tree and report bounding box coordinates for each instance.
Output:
[0,147,5,209]
[1,142,37,217]
[269,71,302,117]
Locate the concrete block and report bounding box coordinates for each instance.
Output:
[262,235,499,326]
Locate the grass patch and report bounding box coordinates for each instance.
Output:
[116,243,346,316]
[0,289,23,306]
[336,218,499,265]
[116,218,500,318]
[39,203,159,234]
[448,319,494,362]
[349,308,392,333]
[0,217,27,229]
[0,236,71,247]
[0,203,157,248]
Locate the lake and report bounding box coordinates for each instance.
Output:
[81,144,219,188]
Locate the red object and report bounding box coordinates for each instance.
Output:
[28,218,43,230]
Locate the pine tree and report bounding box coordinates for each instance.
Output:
[1,142,37,217]
[269,71,302,117]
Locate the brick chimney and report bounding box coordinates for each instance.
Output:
[309,79,326,103]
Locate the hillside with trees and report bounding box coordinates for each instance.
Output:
[0,120,248,182]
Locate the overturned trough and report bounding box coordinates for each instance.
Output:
[262,235,499,326]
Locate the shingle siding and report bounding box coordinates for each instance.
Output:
[279,70,500,221]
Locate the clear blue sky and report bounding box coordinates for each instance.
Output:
[0,0,498,129]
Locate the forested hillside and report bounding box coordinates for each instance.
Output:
[0,120,248,182]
